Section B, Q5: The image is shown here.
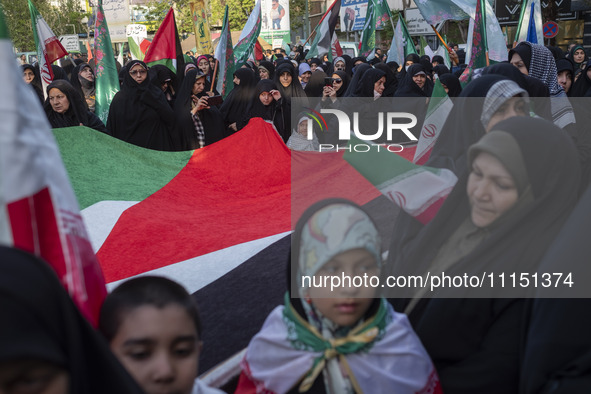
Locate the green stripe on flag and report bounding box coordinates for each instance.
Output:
[53,127,193,209]
[146,58,176,72]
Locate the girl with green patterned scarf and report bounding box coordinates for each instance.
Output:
[236,199,441,394]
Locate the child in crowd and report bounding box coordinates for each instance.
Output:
[99,276,222,394]
[236,199,441,393]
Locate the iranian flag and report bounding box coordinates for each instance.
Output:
[144,7,184,74]
[413,79,453,165]
[0,7,106,326]
[28,0,67,97]
[344,138,457,224]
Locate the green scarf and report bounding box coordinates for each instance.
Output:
[282,293,389,392]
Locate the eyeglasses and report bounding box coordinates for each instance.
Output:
[333,78,342,83]
[129,69,147,76]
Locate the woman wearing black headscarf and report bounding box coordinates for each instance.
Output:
[69,62,96,112]
[220,67,257,134]
[394,64,433,97]
[344,63,371,97]
[374,62,399,97]
[237,79,289,142]
[0,246,144,394]
[51,64,70,82]
[149,64,178,108]
[44,80,107,133]
[569,62,591,97]
[568,44,588,74]
[438,73,462,97]
[174,69,226,150]
[398,53,421,81]
[258,60,275,80]
[352,68,386,98]
[21,63,44,104]
[390,117,581,394]
[274,62,307,101]
[106,60,176,150]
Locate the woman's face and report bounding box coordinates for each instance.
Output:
[557,70,573,93]
[412,73,426,89]
[79,66,94,82]
[405,60,414,67]
[109,304,200,394]
[297,119,308,135]
[467,152,519,228]
[310,63,318,72]
[48,88,70,114]
[510,53,528,75]
[259,68,269,80]
[306,248,378,327]
[0,360,69,394]
[233,75,240,85]
[332,73,343,91]
[485,96,528,132]
[129,63,147,84]
[23,68,35,84]
[299,71,311,84]
[334,61,345,71]
[441,83,449,94]
[259,91,273,106]
[208,58,216,70]
[374,76,386,95]
[280,71,292,87]
[573,49,585,63]
[192,77,206,95]
[198,58,210,74]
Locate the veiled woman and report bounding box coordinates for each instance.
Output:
[106,60,176,150]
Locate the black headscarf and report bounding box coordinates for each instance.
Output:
[173,69,226,150]
[239,79,289,142]
[433,64,450,77]
[352,68,386,97]
[374,63,398,97]
[438,73,462,97]
[0,246,144,394]
[220,68,257,128]
[344,63,371,97]
[51,64,70,82]
[274,62,307,101]
[568,44,588,70]
[570,62,591,97]
[69,62,96,112]
[332,70,350,97]
[425,74,525,175]
[106,60,176,150]
[392,117,580,393]
[303,70,327,98]
[397,53,421,81]
[149,64,178,107]
[22,63,44,104]
[394,64,433,97]
[258,60,275,79]
[43,80,107,133]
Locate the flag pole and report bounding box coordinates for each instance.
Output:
[430,25,459,64]
[209,59,219,95]
[513,0,527,47]
[303,0,340,47]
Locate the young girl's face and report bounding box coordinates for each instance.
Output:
[109,304,200,394]
[307,248,378,327]
[198,58,210,74]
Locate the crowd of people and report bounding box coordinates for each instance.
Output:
[9,39,591,393]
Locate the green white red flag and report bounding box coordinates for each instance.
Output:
[28,0,67,97]
[214,6,234,97]
[144,8,184,74]
[344,138,457,224]
[233,0,261,67]
[413,79,453,165]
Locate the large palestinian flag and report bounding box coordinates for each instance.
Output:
[55,120,404,372]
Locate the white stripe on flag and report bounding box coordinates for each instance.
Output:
[106,231,292,293]
[81,201,140,252]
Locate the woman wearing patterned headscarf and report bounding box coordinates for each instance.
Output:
[236,199,441,394]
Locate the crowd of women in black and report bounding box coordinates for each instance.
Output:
[14,40,591,393]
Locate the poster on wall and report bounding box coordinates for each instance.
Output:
[102,0,130,41]
[260,0,290,44]
[340,0,368,32]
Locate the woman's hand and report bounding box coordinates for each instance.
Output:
[270,89,281,101]
[322,86,337,102]
[191,95,210,115]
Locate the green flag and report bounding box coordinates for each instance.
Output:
[399,16,417,57]
[359,0,376,59]
[419,35,428,57]
[214,6,235,98]
[233,0,261,67]
[94,0,120,124]
[459,0,488,84]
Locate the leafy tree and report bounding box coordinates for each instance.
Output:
[141,0,194,34]
[3,0,87,52]
[210,0,255,31]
